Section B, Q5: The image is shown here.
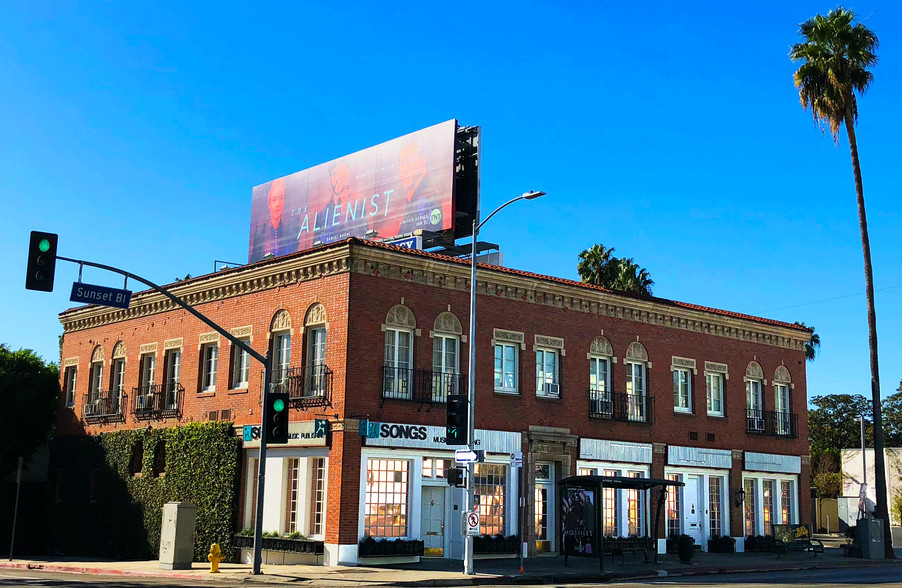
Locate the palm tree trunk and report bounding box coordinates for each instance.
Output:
[845,110,893,558]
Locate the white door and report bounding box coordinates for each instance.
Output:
[421,486,445,556]
[684,475,705,545]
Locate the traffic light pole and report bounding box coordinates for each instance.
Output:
[54,255,274,575]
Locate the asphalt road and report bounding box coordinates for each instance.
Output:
[0,570,207,587]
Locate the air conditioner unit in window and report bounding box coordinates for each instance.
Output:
[542,383,560,396]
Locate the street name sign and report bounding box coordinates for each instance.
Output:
[70,282,132,309]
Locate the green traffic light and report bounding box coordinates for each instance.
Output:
[273,398,285,412]
[38,238,50,253]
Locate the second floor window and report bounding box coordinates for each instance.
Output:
[673,368,691,413]
[493,343,518,394]
[140,353,156,388]
[706,373,724,416]
[273,332,291,382]
[589,356,609,393]
[384,328,413,397]
[535,349,559,397]
[64,366,77,407]
[746,379,763,412]
[432,334,458,399]
[232,339,251,389]
[90,361,103,399]
[110,358,125,411]
[164,349,181,408]
[201,344,218,392]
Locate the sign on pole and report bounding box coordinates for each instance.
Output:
[70,282,132,309]
[464,511,479,536]
[455,449,479,464]
[510,451,523,468]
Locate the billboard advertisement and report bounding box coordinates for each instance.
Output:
[248,120,457,263]
[561,487,596,557]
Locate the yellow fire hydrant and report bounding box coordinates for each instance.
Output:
[207,543,223,573]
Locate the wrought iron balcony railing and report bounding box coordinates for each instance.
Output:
[588,389,655,424]
[269,365,333,408]
[82,389,126,424]
[381,366,466,403]
[745,409,798,438]
[132,382,184,420]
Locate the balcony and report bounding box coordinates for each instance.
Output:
[270,365,333,409]
[746,409,798,438]
[588,389,655,424]
[381,366,466,404]
[82,389,126,424]
[132,382,184,421]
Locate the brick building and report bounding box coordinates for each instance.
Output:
[57,238,812,565]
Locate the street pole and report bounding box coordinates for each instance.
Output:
[8,457,22,561]
[252,353,273,575]
[463,191,545,575]
[861,416,868,517]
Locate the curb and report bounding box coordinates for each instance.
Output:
[0,561,248,583]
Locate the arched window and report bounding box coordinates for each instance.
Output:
[270,310,293,393]
[745,361,765,432]
[773,366,793,435]
[625,341,649,422]
[383,305,416,400]
[431,312,463,400]
[304,304,328,397]
[588,336,615,417]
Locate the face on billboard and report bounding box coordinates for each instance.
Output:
[248,120,457,263]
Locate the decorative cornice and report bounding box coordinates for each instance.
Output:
[59,241,809,351]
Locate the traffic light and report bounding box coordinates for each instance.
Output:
[445,394,468,446]
[25,231,58,292]
[265,392,289,444]
[447,467,465,487]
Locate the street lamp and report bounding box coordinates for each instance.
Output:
[464,190,545,575]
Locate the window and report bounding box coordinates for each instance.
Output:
[364,459,410,537]
[432,334,459,400]
[625,362,646,421]
[589,356,611,416]
[475,463,507,535]
[774,383,791,435]
[110,358,125,413]
[666,474,682,538]
[744,478,758,536]
[603,469,620,536]
[706,372,724,416]
[627,472,643,536]
[673,368,691,413]
[285,458,302,534]
[423,458,450,479]
[306,326,326,395]
[709,476,723,537]
[384,328,413,398]
[780,480,795,524]
[763,479,776,533]
[200,344,218,392]
[89,359,103,409]
[231,338,251,389]
[64,366,77,407]
[246,458,259,529]
[138,353,156,409]
[535,348,559,397]
[746,379,763,431]
[164,349,180,409]
[272,332,291,390]
[309,457,326,536]
[494,343,518,393]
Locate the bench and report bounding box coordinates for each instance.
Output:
[772,523,824,557]
[602,537,655,564]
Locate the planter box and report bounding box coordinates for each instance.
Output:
[358,538,424,558]
[473,535,519,554]
[233,534,324,554]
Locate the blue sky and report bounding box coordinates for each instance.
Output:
[1,2,900,402]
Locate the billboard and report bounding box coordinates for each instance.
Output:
[248,120,457,263]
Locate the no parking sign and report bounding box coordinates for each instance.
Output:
[464,511,479,536]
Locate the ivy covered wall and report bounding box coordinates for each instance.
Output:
[47,421,242,561]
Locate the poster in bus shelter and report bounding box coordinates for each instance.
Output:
[562,487,596,557]
[247,120,457,263]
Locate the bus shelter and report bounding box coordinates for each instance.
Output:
[559,475,684,570]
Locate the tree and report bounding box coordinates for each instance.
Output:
[808,394,872,455]
[790,8,891,556]
[0,344,59,478]
[882,383,902,447]
[794,322,821,361]
[577,244,654,296]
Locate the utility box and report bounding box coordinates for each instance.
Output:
[159,502,197,570]
[857,518,885,560]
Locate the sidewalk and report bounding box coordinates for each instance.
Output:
[2,541,900,586]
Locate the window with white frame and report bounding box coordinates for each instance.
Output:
[475,463,507,535]
[64,365,77,407]
[589,336,614,417]
[164,349,181,409]
[625,342,649,422]
[774,367,792,435]
[272,331,291,388]
[431,312,462,401]
[110,358,125,412]
[494,343,518,393]
[780,480,795,524]
[304,303,328,397]
[666,473,682,537]
[744,478,758,536]
[536,348,559,397]
[284,458,303,534]
[709,476,724,537]
[384,328,413,398]
[231,338,251,389]
[603,468,620,536]
[705,362,727,416]
[762,479,776,533]
[627,472,643,536]
[364,458,410,537]
[200,343,218,392]
[309,457,326,536]
[138,353,155,409]
[673,368,691,413]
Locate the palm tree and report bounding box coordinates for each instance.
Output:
[613,258,655,296]
[795,322,821,361]
[577,244,616,286]
[790,8,891,557]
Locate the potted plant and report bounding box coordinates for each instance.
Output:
[677,534,695,563]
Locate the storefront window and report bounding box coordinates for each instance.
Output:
[603,469,619,536]
[423,458,450,479]
[310,458,326,536]
[666,474,682,538]
[763,479,776,534]
[364,459,410,537]
[285,458,302,533]
[744,478,758,536]
[708,477,723,537]
[781,480,794,524]
[475,463,507,535]
[627,472,643,536]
